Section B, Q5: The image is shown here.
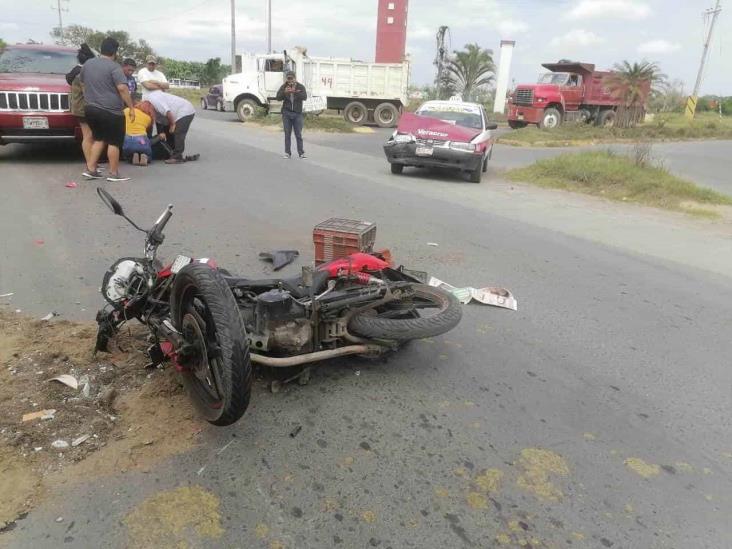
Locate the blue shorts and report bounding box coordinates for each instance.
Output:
[123,135,152,158]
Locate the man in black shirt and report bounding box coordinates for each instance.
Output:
[275,71,308,159]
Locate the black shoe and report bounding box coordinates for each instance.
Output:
[82,169,103,179]
[299,153,307,159]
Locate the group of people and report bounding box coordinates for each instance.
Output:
[66,37,198,182]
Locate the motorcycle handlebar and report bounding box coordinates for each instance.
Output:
[148,205,173,245]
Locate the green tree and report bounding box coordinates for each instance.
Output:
[0,38,6,49]
[606,60,667,107]
[50,25,156,64]
[443,43,495,102]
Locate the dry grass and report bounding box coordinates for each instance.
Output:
[505,149,732,217]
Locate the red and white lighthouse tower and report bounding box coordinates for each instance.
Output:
[375,0,409,63]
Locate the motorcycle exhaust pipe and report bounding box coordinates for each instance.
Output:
[250,344,382,367]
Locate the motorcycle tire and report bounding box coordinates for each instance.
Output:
[349,284,462,341]
[170,263,252,426]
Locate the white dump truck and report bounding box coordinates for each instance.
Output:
[222,47,410,127]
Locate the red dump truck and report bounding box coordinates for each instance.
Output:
[507,61,650,129]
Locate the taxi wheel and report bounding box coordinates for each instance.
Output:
[468,164,482,184]
[390,163,404,175]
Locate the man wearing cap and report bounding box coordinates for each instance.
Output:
[276,71,308,159]
[137,55,169,99]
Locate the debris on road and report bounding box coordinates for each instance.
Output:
[49,374,79,390]
[40,311,59,321]
[0,309,204,529]
[71,435,91,447]
[0,293,13,298]
[22,409,57,422]
[289,425,303,438]
[428,276,518,311]
[427,242,439,247]
[65,182,78,189]
[33,239,44,246]
[258,250,300,271]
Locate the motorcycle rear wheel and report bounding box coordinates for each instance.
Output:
[170,263,252,426]
[349,284,462,341]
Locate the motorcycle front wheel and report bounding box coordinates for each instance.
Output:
[170,263,252,426]
[348,284,462,341]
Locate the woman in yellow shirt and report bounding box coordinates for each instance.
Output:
[122,101,154,165]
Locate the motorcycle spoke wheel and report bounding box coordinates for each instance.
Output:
[180,300,225,408]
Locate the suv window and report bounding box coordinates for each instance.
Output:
[0,48,77,75]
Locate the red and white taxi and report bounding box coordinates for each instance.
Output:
[383,99,497,183]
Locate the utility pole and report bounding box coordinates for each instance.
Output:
[51,0,69,44]
[230,0,236,73]
[686,0,722,119]
[267,0,272,53]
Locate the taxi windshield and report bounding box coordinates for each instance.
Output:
[416,108,483,130]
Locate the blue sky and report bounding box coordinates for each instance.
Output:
[1,0,730,95]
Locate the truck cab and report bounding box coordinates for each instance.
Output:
[507,62,621,129]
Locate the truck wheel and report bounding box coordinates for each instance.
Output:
[236,99,258,122]
[539,108,562,129]
[390,163,404,174]
[344,101,368,125]
[201,98,208,110]
[508,120,527,129]
[374,103,399,128]
[597,110,616,128]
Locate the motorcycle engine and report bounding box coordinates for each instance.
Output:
[101,258,148,305]
[247,289,312,353]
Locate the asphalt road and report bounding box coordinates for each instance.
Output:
[1,111,731,549]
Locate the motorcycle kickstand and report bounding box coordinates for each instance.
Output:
[270,367,312,394]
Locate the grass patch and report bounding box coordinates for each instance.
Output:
[167,88,204,103]
[250,110,356,133]
[499,113,732,147]
[505,150,732,216]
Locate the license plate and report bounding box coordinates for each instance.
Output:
[170,255,192,274]
[415,146,433,156]
[517,114,524,121]
[23,116,49,130]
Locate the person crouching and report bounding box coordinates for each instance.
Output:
[123,101,154,165]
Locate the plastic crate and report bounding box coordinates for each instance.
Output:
[313,218,377,264]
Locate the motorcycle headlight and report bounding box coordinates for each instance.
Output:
[394,133,415,144]
[449,142,475,152]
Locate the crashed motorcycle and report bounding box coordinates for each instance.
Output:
[94,188,462,426]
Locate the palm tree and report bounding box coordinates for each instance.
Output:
[606,60,667,107]
[606,60,667,127]
[443,43,495,102]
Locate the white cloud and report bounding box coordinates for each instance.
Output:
[637,39,681,54]
[566,0,651,20]
[497,20,529,37]
[550,29,605,49]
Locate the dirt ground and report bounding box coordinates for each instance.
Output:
[0,309,205,533]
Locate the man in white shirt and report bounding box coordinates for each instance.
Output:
[137,55,169,99]
[147,90,197,164]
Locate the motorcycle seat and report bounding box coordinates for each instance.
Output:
[225,269,330,299]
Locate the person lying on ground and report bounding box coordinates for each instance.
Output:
[146,90,197,164]
[122,100,155,166]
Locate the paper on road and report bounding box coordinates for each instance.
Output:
[428,276,518,311]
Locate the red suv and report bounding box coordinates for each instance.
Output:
[0,43,80,145]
